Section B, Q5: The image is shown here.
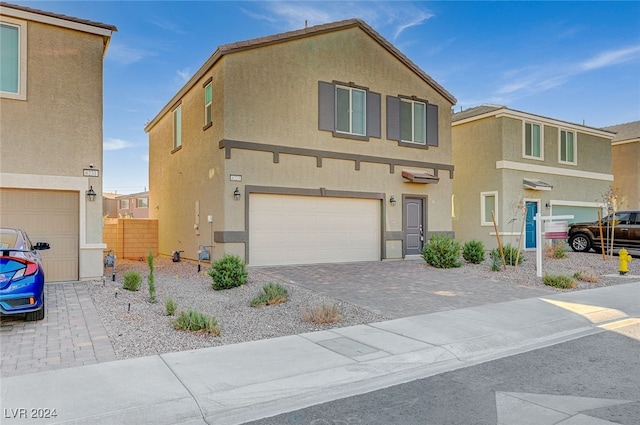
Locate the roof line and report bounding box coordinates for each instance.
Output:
[0,2,117,32]
[145,19,456,132]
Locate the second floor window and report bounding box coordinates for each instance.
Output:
[400,99,426,144]
[120,199,129,209]
[173,105,182,149]
[336,86,366,136]
[204,83,212,126]
[1,18,26,100]
[137,198,148,208]
[559,129,576,164]
[524,122,542,159]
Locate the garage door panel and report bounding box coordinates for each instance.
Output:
[0,189,78,282]
[249,194,380,266]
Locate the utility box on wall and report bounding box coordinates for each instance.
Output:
[103,219,158,260]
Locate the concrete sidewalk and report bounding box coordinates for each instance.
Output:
[2,283,638,425]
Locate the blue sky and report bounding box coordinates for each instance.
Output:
[13,1,640,194]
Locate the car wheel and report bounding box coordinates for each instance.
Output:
[25,304,45,321]
[569,234,591,252]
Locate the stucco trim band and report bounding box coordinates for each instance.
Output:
[220,139,455,178]
[496,160,613,181]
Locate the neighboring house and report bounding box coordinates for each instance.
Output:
[145,19,457,266]
[103,192,119,218]
[0,2,116,281]
[603,121,640,210]
[452,105,615,251]
[116,191,149,218]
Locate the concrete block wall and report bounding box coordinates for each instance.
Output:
[102,219,158,260]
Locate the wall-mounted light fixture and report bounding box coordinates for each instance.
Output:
[233,187,241,201]
[545,202,551,208]
[87,186,97,202]
[389,195,396,206]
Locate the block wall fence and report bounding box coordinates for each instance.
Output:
[103,218,158,260]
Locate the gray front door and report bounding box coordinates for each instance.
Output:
[404,197,424,256]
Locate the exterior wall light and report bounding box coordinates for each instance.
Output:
[233,187,241,201]
[87,186,97,202]
[389,195,396,206]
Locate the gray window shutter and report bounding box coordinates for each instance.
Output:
[366,91,381,138]
[427,103,439,147]
[318,81,335,132]
[386,96,400,141]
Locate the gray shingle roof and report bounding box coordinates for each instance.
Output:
[602,121,640,142]
[452,105,505,122]
[0,1,117,31]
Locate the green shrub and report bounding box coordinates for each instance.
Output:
[172,310,221,335]
[302,304,340,324]
[489,249,502,271]
[251,283,289,307]
[208,255,248,290]
[122,271,141,291]
[462,240,485,264]
[543,274,575,289]
[422,233,462,269]
[165,298,177,316]
[147,250,157,303]
[502,244,524,266]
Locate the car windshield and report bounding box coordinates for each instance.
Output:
[0,229,19,249]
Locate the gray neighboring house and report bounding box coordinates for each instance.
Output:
[603,121,640,210]
[452,105,615,251]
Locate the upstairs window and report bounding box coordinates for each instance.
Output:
[173,105,182,150]
[400,99,426,144]
[137,198,148,208]
[524,122,543,159]
[120,199,130,209]
[318,81,380,140]
[559,129,576,164]
[387,95,438,148]
[0,18,26,100]
[204,82,212,127]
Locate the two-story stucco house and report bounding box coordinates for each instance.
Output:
[603,121,640,210]
[115,191,149,218]
[145,19,457,266]
[0,3,116,281]
[452,105,615,251]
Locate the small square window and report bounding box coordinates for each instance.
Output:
[481,191,498,226]
[137,198,148,208]
[120,199,130,209]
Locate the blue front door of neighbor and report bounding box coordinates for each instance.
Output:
[525,201,538,248]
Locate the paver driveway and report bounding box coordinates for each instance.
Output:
[255,259,553,319]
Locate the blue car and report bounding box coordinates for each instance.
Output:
[0,228,49,321]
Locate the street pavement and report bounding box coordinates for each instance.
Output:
[1,281,638,425]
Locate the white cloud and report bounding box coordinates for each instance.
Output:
[579,45,640,71]
[106,43,155,65]
[176,68,191,83]
[103,138,133,151]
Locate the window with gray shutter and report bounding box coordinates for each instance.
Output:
[386,96,400,141]
[318,81,380,140]
[426,103,439,147]
[318,81,335,132]
[387,95,439,148]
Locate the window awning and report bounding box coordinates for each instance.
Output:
[402,170,440,184]
[523,179,553,191]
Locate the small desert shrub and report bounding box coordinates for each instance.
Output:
[208,255,247,290]
[165,298,177,316]
[573,270,599,283]
[545,240,568,259]
[489,249,502,271]
[502,244,524,266]
[462,240,485,264]
[302,304,340,324]
[422,233,462,269]
[251,283,289,307]
[122,271,141,291]
[543,274,575,289]
[173,310,221,335]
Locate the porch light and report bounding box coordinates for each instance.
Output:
[233,187,241,201]
[87,186,97,202]
[389,195,396,206]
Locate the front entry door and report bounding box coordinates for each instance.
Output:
[404,197,425,256]
[525,201,538,249]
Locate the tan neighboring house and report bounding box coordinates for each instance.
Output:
[0,3,116,281]
[452,105,615,251]
[145,19,457,266]
[603,121,640,210]
[102,192,119,218]
[116,191,149,218]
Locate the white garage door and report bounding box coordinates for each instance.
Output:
[0,188,79,282]
[249,194,381,266]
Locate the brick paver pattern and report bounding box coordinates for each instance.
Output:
[1,282,117,377]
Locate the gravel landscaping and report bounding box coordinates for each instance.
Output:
[86,249,635,361]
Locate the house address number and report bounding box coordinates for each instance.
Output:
[230,174,242,182]
[83,169,100,177]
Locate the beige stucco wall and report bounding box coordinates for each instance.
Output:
[612,142,640,209]
[453,114,613,250]
[148,26,454,262]
[0,17,107,279]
